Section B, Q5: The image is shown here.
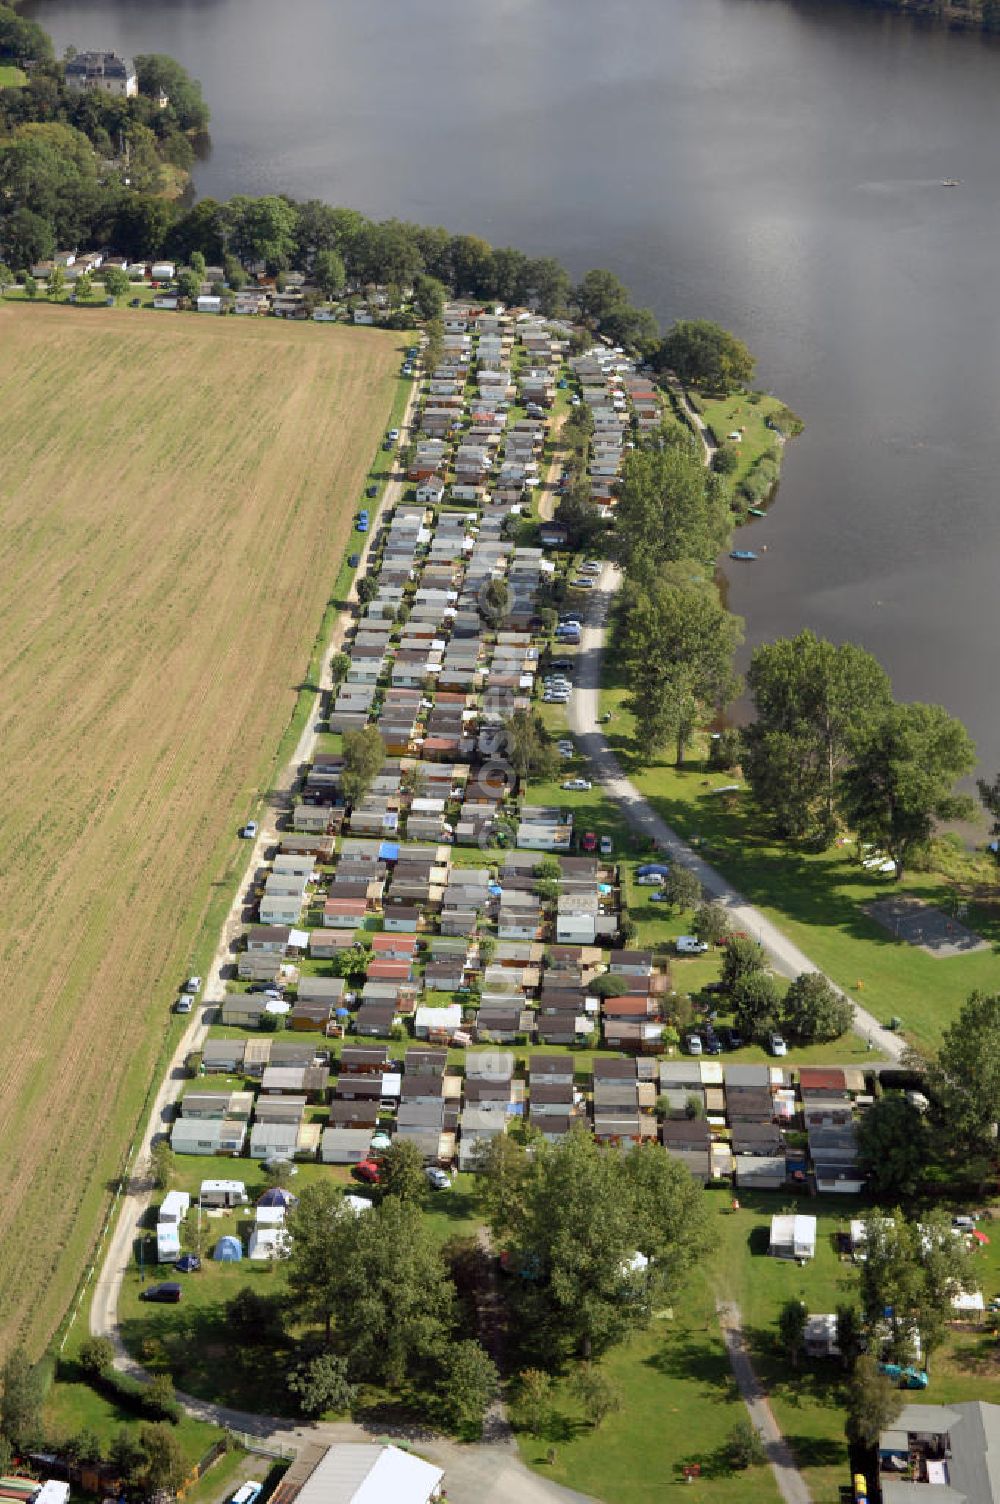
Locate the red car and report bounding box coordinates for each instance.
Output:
[581,831,597,853]
[353,1160,381,1184]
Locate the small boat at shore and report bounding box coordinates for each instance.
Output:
[748,506,767,518]
[729,549,758,561]
[941,179,961,187]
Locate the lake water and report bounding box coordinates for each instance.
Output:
[25,0,1000,784]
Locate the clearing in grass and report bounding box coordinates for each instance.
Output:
[0,303,401,1353]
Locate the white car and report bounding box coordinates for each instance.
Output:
[175,997,193,1015]
[676,936,708,955]
[425,1167,451,1191]
[559,747,574,759]
[562,779,592,792]
[769,1034,788,1057]
[686,1034,703,1056]
[184,975,202,994]
[599,835,613,856]
[636,873,663,886]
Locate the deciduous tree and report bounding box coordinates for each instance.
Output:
[926,991,1000,1151]
[780,971,852,1045]
[656,319,755,392]
[287,1352,356,1418]
[341,726,385,807]
[857,1094,928,1199]
[845,1354,901,1450]
[742,631,892,840]
[840,703,976,879]
[377,1139,427,1205]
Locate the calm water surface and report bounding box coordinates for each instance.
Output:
[25,0,1000,780]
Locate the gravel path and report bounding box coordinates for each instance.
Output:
[717,1301,813,1504]
[566,563,906,1063]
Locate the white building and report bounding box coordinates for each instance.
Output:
[65,51,138,97]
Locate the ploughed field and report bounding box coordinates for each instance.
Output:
[0,304,400,1351]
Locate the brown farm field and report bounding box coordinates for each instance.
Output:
[0,304,401,1352]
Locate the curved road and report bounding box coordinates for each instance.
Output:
[567,563,906,1064]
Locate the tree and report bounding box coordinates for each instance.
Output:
[226,1285,284,1344]
[502,710,557,783]
[615,577,742,765]
[526,256,572,316]
[614,440,732,587]
[1,1346,45,1448]
[839,703,976,879]
[481,1128,713,1366]
[224,194,298,270]
[134,54,210,131]
[144,1373,176,1418]
[148,1139,174,1190]
[223,254,245,290]
[0,207,52,272]
[479,576,511,627]
[721,935,765,991]
[656,866,702,913]
[23,274,37,299]
[693,900,730,946]
[732,969,781,1043]
[742,632,892,840]
[188,250,206,278]
[656,319,755,392]
[511,1369,555,1437]
[857,1094,928,1199]
[102,265,129,300]
[74,270,93,300]
[113,195,177,261]
[780,971,852,1045]
[313,247,346,300]
[574,268,631,326]
[46,264,65,300]
[727,1416,766,1469]
[78,1336,114,1377]
[287,1352,356,1418]
[138,1422,187,1497]
[572,1364,622,1428]
[437,1340,498,1437]
[109,1427,147,1491]
[0,4,53,63]
[860,1210,977,1370]
[978,771,1000,848]
[176,268,201,304]
[845,1354,901,1450]
[589,974,628,999]
[341,726,385,807]
[285,1192,455,1385]
[377,1138,427,1205]
[0,262,13,294]
[926,991,1000,1151]
[413,272,445,321]
[777,1299,807,1369]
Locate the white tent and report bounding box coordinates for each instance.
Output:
[769,1213,817,1261]
[248,1227,290,1261]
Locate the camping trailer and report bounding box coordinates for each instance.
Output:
[200,1179,248,1208]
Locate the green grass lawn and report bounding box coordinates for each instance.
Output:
[700,391,794,489]
[44,1370,219,1465]
[596,673,999,1052]
[0,63,27,87]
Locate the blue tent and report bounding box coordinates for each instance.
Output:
[213,1234,243,1262]
[379,841,400,863]
[257,1187,296,1209]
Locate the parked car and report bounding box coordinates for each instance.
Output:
[357,510,370,533]
[140,1282,182,1304]
[649,891,671,904]
[717,1027,744,1051]
[550,659,574,670]
[241,820,258,840]
[425,1167,451,1191]
[637,873,664,886]
[581,831,598,853]
[676,936,708,955]
[702,1030,722,1056]
[348,553,361,568]
[129,296,142,307]
[562,779,592,791]
[580,561,601,575]
[175,997,193,1015]
[769,1033,788,1057]
[599,836,614,856]
[366,484,377,499]
[388,428,400,441]
[353,1160,381,1184]
[686,1034,703,1056]
[174,1254,201,1274]
[597,711,612,723]
[184,975,202,994]
[559,747,574,759]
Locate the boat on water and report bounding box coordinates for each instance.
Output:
[729,550,758,561]
[748,506,767,517]
[941,178,961,187]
